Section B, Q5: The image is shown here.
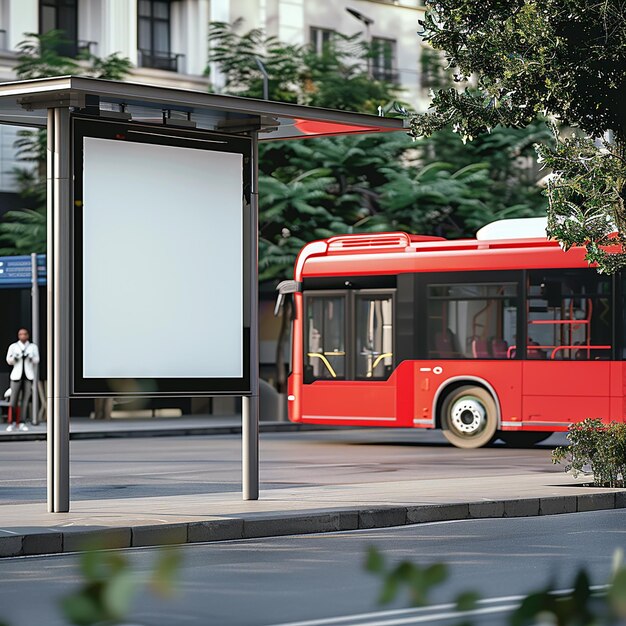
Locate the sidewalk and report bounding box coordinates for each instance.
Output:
[0,415,330,441]
[1,465,624,558]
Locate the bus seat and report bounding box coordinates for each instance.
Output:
[471,337,489,358]
[573,341,587,360]
[435,329,461,358]
[490,338,509,359]
[527,339,547,359]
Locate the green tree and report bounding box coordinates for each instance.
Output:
[207,20,400,113]
[208,20,550,389]
[207,20,303,102]
[0,31,132,255]
[411,0,626,272]
[416,121,552,236]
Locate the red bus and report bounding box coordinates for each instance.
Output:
[275,220,622,448]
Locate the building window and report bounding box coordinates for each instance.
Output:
[371,37,397,83]
[138,0,182,72]
[310,27,335,54]
[39,0,78,57]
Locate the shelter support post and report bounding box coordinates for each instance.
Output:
[242,396,259,500]
[47,107,71,513]
[31,252,39,425]
[243,132,259,501]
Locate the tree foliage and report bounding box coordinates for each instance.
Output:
[411,0,626,272]
[537,129,626,273]
[207,20,400,113]
[412,1,626,140]
[258,125,548,282]
[208,21,547,290]
[207,21,303,103]
[0,31,132,255]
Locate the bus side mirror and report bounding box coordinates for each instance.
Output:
[274,280,301,317]
[274,293,285,318]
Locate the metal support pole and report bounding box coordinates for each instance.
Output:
[243,132,259,501]
[31,252,39,426]
[242,396,259,500]
[255,58,269,101]
[366,24,373,79]
[47,107,71,513]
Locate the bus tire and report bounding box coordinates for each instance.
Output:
[499,431,553,447]
[440,385,498,449]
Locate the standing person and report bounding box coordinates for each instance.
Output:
[5,328,39,432]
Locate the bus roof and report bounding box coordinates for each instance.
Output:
[294,226,589,281]
[476,217,548,240]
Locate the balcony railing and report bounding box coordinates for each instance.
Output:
[372,67,399,84]
[138,49,186,73]
[77,40,98,56]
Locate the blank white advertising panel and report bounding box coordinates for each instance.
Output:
[82,137,243,379]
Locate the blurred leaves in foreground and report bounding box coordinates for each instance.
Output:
[367,545,626,625]
[60,546,182,626]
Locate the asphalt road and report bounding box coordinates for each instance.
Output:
[0,429,568,505]
[0,509,624,626]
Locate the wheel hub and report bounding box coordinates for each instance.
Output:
[449,396,486,435]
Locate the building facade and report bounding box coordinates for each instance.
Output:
[0,1,426,92]
[0,0,426,195]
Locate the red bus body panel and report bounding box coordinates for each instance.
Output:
[288,234,622,432]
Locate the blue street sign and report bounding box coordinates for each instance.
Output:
[0,254,46,288]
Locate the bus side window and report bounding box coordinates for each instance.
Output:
[527,269,612,360]
[304,295,346,381]
[426,282,517,359]
[355,294,393,379]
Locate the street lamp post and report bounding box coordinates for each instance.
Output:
[346,8,375,79]
[255,57,270,100]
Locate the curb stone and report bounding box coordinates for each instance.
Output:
[0,534,22,558]
[244,512,346,538]
[22,530,62,556]
[132,524,188,547]
[539,496,577,516]
[503,498,540,517]
[1,493,624,559]
[469,500,505,518]
[577,492,616,512]
[63,527,132,553]
[358,508,407,529]
[407,503,469,523]
[188,519,244,543]
[0,422,334,443]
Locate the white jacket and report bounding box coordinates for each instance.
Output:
[6,341,39,381]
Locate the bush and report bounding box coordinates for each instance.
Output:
[552,418,626,487]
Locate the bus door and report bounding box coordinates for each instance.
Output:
[301,289,398,425]
[522,269,612,427]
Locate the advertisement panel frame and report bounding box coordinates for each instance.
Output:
[71,116,252,397]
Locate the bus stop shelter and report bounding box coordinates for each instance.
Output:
[0,76,405,513]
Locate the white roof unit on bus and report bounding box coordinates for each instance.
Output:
[475,217,548,240]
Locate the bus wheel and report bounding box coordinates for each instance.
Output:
[499,431,553,447]
[440,386,498,449]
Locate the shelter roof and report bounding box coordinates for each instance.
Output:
[0,75,406,140]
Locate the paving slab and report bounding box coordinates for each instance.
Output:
[1,469,624,559]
